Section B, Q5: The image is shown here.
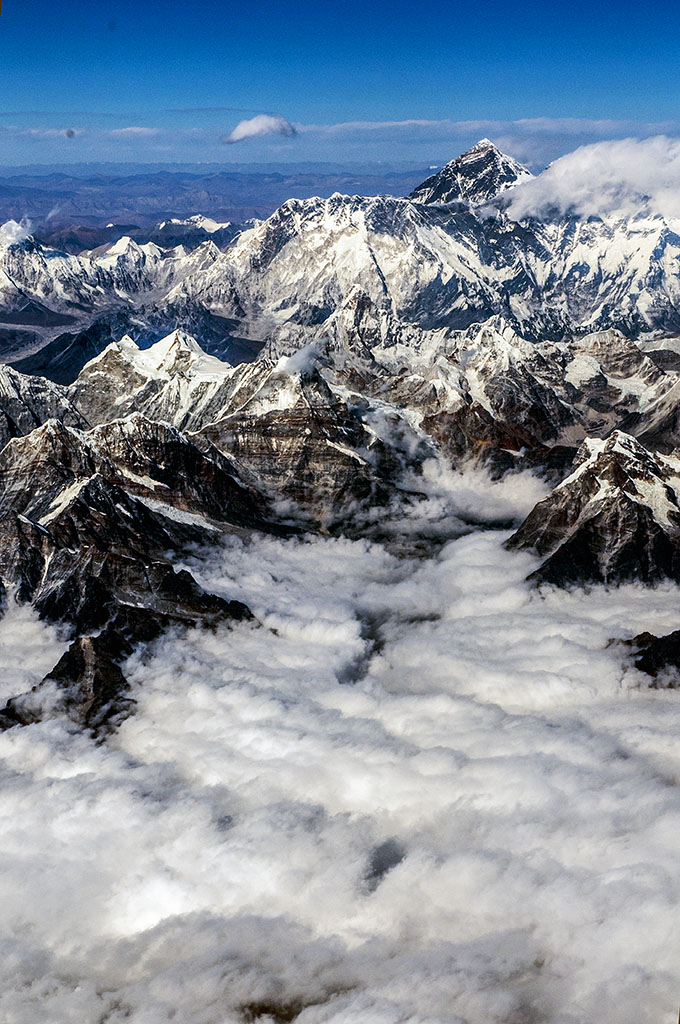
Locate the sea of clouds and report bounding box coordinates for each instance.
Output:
[2,468,680,1023]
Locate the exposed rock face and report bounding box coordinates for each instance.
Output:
[507,432,680,585]
[0,412,266,735]
[0,628,135,735]
[0,591,253,737]
[69,332,406,529]
[408,139,532,206]
[420,404,576,481]
[196,367,399,530]
[0,364,86,447]
[0,415,272,533]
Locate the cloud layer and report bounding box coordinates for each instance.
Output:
[2,468,680,1021]
[224,114,298,144]
[4,110,680,168]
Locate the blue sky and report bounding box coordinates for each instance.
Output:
[1,0,680,166]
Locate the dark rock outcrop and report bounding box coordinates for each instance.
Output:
[507,432,680,585]
[0,588,253,737]
[625,629,680,687]
[0,411,266,735]
[0,364,86,448]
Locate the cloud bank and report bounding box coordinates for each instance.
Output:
[224,114,298,144]
[505,135,680,220]
[2,468,680,1021]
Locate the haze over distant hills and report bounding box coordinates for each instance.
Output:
[0,165,432,230]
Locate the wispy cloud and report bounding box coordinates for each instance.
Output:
[108,126,161,138]
[298,116,658,137]
[2,126,86,140]
[223,114,298,144]
[290,117,680,168]
[3,112,680,168]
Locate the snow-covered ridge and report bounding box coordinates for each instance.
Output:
[158,215,232,233]
[508,428,680,584]
[5,138,680,383]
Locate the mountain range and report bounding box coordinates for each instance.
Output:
[2,139,680,730]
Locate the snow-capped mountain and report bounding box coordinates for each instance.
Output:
[70,330,407,530]
[408,138,533,205]
[157,215,233,234]
[507,431,680,584]
[5,138,680,386]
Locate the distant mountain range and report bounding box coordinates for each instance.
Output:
[0,166,432,231]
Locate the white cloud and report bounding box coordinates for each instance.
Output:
[0,218,32,246]
[504,135,680,220]
[292,117,680,168]
[109,126,161,137]
[2,467,680,1020]
[301,116,638,137]
[0,598,66,699]
[223,114,298,144]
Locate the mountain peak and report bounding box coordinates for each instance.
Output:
[468,137,496,152]
[409,139,532,206]
[507,431,680,585]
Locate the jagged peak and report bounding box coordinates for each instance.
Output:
[185,238,221,261]
[90,410,189,444]
[574,430,657,467]
[451,138,504,165]
[0,361,58,389]
[507,428,680,585]
[2,417,87,456]
[455,316,534,367]
[462,314,524,341]
[148,328,205,360]
[78,334,142,374]
[77,329,231,386]
[158,214,231,233]
[556,431,679,504]
[409,139,532,206]
[469,137,495,150]
[147,330,231,378]
[104,235,142,257]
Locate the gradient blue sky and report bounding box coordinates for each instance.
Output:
[1,0,680,166]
